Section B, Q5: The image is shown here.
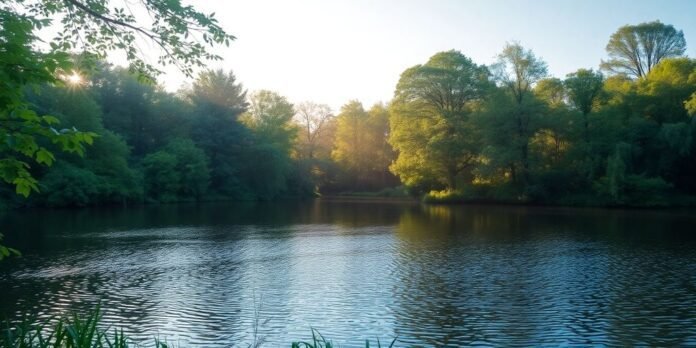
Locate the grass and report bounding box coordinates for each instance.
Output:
[291,329,396,348]
[1,306,178,348]
[1,308,397,348]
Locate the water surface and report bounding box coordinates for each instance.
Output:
[1,200,695,346]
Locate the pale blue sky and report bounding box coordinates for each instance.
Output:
[154,0,696,110]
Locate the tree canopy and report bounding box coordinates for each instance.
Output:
[601,21,686,78]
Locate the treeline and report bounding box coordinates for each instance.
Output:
[390,22,696,206]
[0,63,399,208]
[2,20,696,208]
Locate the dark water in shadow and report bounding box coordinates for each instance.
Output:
[1,200,695,346]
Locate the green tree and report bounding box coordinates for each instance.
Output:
[390,50,491,191]
[142,151,180,203]
[564,69,604,142]
[243,90,298,150]
[634,58,696,124]
[490,43,548,187]
[1,12,95,197]
[242,90,298,199]
[601,21,686,78]
[188,69,251,197]
[332,100,371,188]
[164,139,210,200]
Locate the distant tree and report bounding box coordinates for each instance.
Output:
[243,90,297,149]
[601,21,686,78]
[295,102,334,160]
[242,90,298,199]
[164,139,210,200]
[532,78,573,166]
[390,50,491,190]
[365,104,397,188]
[534,78,566,108]
[564,69,604,141]
[687,93,696,116]
[188,70,250,196]
[491,43,548,186]
[27,84,141,206]
[142,152,180,202]
[332,100,370,187]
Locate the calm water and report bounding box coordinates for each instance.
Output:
[1,200,695,347]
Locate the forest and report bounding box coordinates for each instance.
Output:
[2,19,696,209]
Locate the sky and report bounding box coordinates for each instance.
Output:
[142,0,696,111]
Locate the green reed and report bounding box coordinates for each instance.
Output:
[1,309,396,348]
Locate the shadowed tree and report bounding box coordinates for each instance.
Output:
[189,70,250,196]
[601,21,686,78]
[242,90,298,199]
[565,69,604,142]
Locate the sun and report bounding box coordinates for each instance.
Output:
[65,71,84,85]
[62,71,84,86]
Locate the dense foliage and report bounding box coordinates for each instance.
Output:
[392,35,696,206]
[2,14,695,208]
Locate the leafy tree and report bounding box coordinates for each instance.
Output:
[390,50,491,191]
[331,101,373,189]
[601,21,686,78]
[531,78,575,168]
[634,58,696,124]
[188,69,251,197]
[142,151,180,203]
[242,90,298,199]
[39,162,100,207]
[163,139,210,200]
[92,67,170,156]
[25,83,141,207]
[365,104,395,183]
[243,90,298,150]
[1,12,95,197]
[565,69,604,142]
[490,43,548,187]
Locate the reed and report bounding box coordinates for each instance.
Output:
[2,310,396,348]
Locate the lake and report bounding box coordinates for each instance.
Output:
[1,200,695,346]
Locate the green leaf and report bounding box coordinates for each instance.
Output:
[35,148,55,165]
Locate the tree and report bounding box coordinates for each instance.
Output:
[295,102,334,160]
[332,100,370,187]
[188,69,250,196]
[532,78,573,166]
[564,69,604,141]
[243,90,297,150]
[1,12,95,197]
[164,139,210,200]
[601,21,686,78]
[490,43,548,186]
[242,90,298,199]
[634,58,696,124]
[2,0,234,255]
[142,151,180,202]
[390,50,491,191]
[2,0,233,195]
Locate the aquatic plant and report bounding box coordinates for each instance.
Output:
[1,309,396,348]
[291,329,397,348]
